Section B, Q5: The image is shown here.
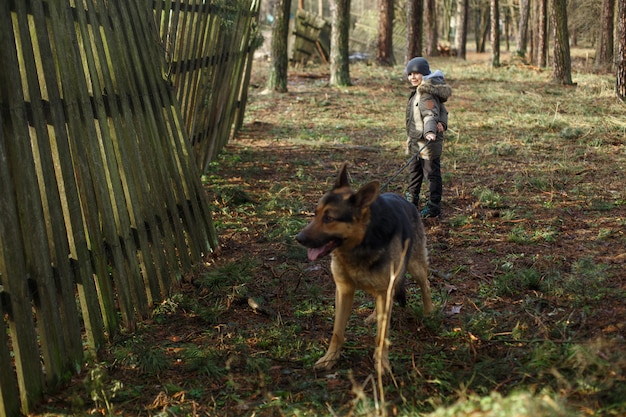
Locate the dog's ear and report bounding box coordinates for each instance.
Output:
[352,181,380,208]
[334,163,350,189]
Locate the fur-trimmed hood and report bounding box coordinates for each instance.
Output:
[417,72,452,103]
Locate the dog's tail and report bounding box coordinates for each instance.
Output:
[394,275,407,307]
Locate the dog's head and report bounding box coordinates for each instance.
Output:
[296,163,379,260]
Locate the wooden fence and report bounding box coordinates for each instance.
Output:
[0,0,260,415]
[157,0,262,172]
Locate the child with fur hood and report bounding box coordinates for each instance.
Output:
[404,57,452,218]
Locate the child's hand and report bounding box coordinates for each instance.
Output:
[437,122,445,133]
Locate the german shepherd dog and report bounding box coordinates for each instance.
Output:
[296,163,433,370]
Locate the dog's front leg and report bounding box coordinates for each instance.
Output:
[373,293,392,372]
[315,281,355,370]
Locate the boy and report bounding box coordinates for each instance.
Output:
[405,57,452,218]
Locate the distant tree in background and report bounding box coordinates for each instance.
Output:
[424,0,438,55]
[406,0,423,61]
[617,0,626,101]
[490,0,500,67]
[516,0,530,59]
[502,3,512,51]
[440,1,455,43]
[266,0,292,92]
[272,0,615,86]
[536,0,548,67]
[551,0,573,84]
[595,0,615,72]
[475,2,490,53]
[377,0,395,65]
[330,0,351,86]
[454,0,468,59]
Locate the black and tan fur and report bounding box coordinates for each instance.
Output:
[296,163,433,370]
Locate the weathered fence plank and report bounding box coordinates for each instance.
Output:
[161,0,262,172]
[47,0,140,331]
[0,5,46,412]
[1,0,259,414]
[0,127,43,416]
[26,1,109,355]
[28,0,113,348]
[16,0,86,372]
[2,0,72,394]
[132,2,219,259]
[75,0,161,306]
[116,1,202,271]
[291,9,330,64]
[0,283,20,417]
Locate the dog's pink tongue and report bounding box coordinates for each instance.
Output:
[307,247,325,261]
[307,241,337,260]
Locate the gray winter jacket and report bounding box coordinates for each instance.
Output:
[406,71,452,158]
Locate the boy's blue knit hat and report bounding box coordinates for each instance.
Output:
[405,57,431,76]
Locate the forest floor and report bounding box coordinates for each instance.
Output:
[32,52,626,416]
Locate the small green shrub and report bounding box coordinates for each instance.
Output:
[83,363,124,415]
[197,257,257,289]
[182,345,226,378]
[564,256,608,306]
[138,347,169,375]
[493,268,543,297]
[473,187,503,208]
[448,214,471,227]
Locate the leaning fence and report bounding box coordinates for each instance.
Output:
[157,0,262,172]
[0,0,260,415]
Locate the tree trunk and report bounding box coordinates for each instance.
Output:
[454,0,468,59]
[424,0,438,56]
[476,6,490,53]
[504,7,510,51]
[491,0,500,67]
[407,0,424,61]
[595,0,615,72]
[377,0,395,66]
[330,0,351,86]
[516,0,530,58]
[551,0,573,85]
[266,0,292,92]
[441,0,453,41]
[617,0,626,101]
[537,0,548,67]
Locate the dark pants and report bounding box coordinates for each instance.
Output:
[408,156,442,210]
